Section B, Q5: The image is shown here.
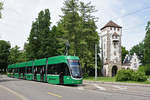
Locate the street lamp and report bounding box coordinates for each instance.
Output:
[95,44,97,80]
[33,37,37,40]
[65,40,70,56]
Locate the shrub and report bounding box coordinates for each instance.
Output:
[138,66,145,72]
[116,69,134,81]
[116,69,147,82]
[144,64,150,75]
[133,71,147,82]
[138,65,150,75]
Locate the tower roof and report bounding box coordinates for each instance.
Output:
[101,20,122,30]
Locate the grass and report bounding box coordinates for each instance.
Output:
[84,77,150,84]
[84,77,116,82]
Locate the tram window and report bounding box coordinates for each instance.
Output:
[8,69,11,73]
[19,68,21,73]
[20,68,25,73]
[34,66,45,74]
[47,63,70,75]
[20,68,22,73]
[37,67,41,74]
[27,67,32,73]
[14,68,18,73]
[48,65,52,74]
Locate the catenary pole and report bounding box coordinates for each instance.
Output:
[95,44,97,80]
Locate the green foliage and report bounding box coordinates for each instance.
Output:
[122,46,128,63]
[116,69,133,81]
[116,69,147,82]
[133,71,147,82]
[83,73,89,78]
[84,77,116,82]
[0,40,11,72]
[130,42,144,64]
[8,45,27,64]
[138,66,145,72]
[139,65,150,75]
[25,0,102,76]
[8,46,20,64]
[0,2,3,18]
[58,0,101,76]
[144,21,150,64]
[26,9,58,60]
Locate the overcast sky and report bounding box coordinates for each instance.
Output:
[0,0,150,50]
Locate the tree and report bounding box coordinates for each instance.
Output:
[121,46,128,63]
[144,21,150,64]
[78,1,100,75]
[26,9,57,60]
[0,2,3,18]
[0,40,11,73]
[8,45,26,64]
[60,0,80,55]
[130,42,144,64]
[57,0,101,76]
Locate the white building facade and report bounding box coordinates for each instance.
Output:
[122,53,141,70]
[100,21,122,77]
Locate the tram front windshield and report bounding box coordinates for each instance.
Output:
[68,60,82,78]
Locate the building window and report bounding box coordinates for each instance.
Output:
[114,51,116,56]
[112,35,118,39]
[134,63,137,68]
[110,27,112,30]
[115,35,117,39]
[114,42,117,48]
[118,28,120,31]
[114,27,116,31]
[114,43,116,48]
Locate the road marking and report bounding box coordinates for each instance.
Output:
[94,84,106,91]
[48,92,62,98]
[112,85,127,90]
[0,85,27,100]
[77,86,84,90]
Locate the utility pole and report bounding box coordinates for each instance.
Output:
[95,44,97,80]
[65,40,70,56]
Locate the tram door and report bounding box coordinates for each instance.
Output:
[40,66,45,81]
[59,63,69,84]
[34,67,37,80]
[59,72,64,84]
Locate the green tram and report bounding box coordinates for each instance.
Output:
[7,56,82,84]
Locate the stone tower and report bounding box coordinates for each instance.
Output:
[100,21,122,77]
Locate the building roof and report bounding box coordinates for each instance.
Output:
[101,20,122,30]
[123,55,132,64]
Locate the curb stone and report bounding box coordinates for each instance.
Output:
[83,80,150,87]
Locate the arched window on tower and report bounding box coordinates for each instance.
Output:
[114,42,118,48]
[112,32,119,42]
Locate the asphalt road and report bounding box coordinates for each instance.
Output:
[0,75,150,100]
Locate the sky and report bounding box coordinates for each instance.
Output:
[0,0,150,50]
